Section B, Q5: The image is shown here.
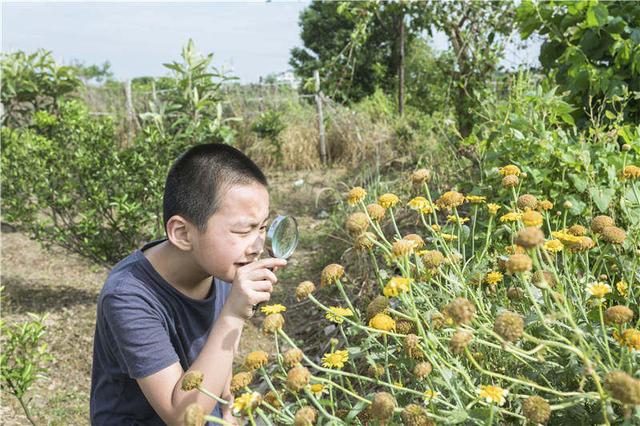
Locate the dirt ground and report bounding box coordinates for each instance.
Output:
[1,168,350,425]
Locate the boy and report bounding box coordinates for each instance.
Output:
[90,143,286,425]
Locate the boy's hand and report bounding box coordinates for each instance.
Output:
[224,257,287,320]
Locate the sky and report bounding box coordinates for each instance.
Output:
[2,1,540,83]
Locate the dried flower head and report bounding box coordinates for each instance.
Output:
[263,390,281,409]
[296,281,316,301]
[321,350,349,369]
[294,406,318,426]
[346,212,370,235]
[369,313,396,331]
[321,263,344,286]
[601,226,627,244]
[436,191,465,209]
[184,403,205,426]
[414,362,433,379]
[283,348,304,367]
[568,224,587,236]
[370,392,397,421]
[263,313,285,334]
[499,165,521,176]
[403,233,425,249]
[532,270,556,289]
[507,287,525,301]
[449,329,473,355]
[591,215,615,234]
[537,200,553,211]
[396,319,416,334]
[231,371,254,393]
[515,227,545,249]
[404,334,424,359]
[355,231,377,250]
[621,165,640,180]
[517,194,538,211]
[367,363,385,378]
[367,295,390,319]
[401,404,433,426]
[286,366,311,392]
[502,174,519,188]
[506,254,532,273]
[383,276,411,297]
[392,239,416,257]
[444,298,476,325]
[367,203,387,221]
[422,250,445,269]
[244,351,269,371]
[522,396,551,424]
[181,370,204,391]
[522,210,543,227]
[604,306,634,325]
[494,311,525,342]
[379,193,400,209]
[411,168,432,186]
[604,371,640,405]
[346,187,367,206]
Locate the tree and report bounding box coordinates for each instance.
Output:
[517,0,640,125]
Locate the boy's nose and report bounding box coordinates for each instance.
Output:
[247,234,265,257]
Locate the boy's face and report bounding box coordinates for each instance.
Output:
[191,181,270,283]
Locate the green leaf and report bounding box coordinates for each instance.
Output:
[569,173,588,192]
[589,187,615,213]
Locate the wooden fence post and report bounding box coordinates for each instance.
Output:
[124,79,135,143]
[314,70,327,166]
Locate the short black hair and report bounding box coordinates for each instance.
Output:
[163,143,267,233]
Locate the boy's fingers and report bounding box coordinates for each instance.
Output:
[250,257,287,270]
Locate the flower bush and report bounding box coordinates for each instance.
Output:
[180,163,639,425]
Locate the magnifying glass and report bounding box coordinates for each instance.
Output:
[252,215,299,315]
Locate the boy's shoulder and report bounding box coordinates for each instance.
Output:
[98,246,157,303]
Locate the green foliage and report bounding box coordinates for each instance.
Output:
[70,60,114,84]
[252,109,287,163]
[472,73,640,228]
[1,41,238,265]
[0,298,53,425]
[517,0,640,124]
[1,49,80,127]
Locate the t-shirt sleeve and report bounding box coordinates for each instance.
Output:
[101,292,179,379]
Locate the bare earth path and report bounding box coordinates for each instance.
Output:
[1,168,347,425]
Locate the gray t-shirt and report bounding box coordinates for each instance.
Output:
[90,239,232,425]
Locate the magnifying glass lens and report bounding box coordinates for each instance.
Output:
[270,216,298,259]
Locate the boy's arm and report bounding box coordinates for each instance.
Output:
[136,257,286,425]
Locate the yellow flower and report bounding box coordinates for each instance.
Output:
[447,215,470,224]
[346,187,366,206]
[485,271,504,286]
[587,282,611,298]
[436,191,465,210]
[613,329,640,351]
[616,281,628,296]
[383,277,411,297]
[487,203,502,215]
[325,307,354,324]
[369,313,396,331]
[430,224,442,232]
[309,383,327,398]
[499,212,522,223]
[537,200,554,211]
[232,392,261,416]
[260,304,287,315]
[551,230,583,247]
[244,351,269,370]
[466,195,486,204]
[423,390,439,403]
[543,239,564,253]
[499,165,521,177]
[522,210,543,227]
[407,196,437,214]
[440,233,458,241]
[378,193,400,209]
[322,350,349,369]
[478,385,508,405]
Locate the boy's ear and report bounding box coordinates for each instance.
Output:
[165,215,193,251]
